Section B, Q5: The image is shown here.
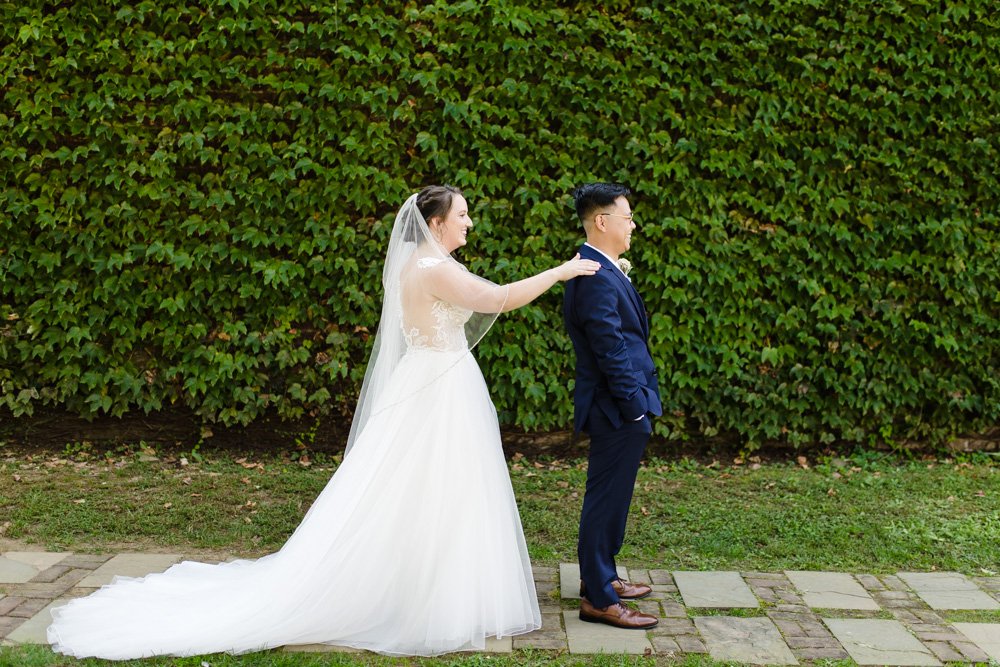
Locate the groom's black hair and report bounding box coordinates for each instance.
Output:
[572,182,632,222]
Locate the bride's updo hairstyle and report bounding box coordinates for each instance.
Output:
[410,185,462,242]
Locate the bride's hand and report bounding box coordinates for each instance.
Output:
[554,254,601,281]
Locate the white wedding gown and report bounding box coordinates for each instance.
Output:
[47,258,541,659]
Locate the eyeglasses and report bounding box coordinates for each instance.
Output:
[599,212,635,222]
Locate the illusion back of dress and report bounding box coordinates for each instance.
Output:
[401,257,473,351]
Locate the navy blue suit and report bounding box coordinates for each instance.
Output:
[563,244,662,608]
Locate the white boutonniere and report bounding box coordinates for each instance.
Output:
[617,257,632,276]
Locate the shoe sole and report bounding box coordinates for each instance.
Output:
[578,613,658,630]
[620,590,652,600]
[579,589,654,601]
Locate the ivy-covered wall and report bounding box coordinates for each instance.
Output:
[2,1,998,449]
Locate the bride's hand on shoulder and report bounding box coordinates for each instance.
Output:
[554,254,601,281]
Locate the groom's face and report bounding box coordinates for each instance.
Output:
[598,196,635,256]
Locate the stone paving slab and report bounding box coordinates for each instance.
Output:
[510,606,567,651]
[77,554,183,588]
[824,618,941,666]
[674,571,759,608]
[559,563,628,599]
[1,599,65,646]
[953,623,1000,662]
[563,611,652,654]
[695,616,798,665]
[0,553,72,584]
[898,572,1000,610]
[785,571,880,610]
[6,552,1000,662]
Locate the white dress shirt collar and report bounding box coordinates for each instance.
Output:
[584,243,629,281]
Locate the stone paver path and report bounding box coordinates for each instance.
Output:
[785,571,880,610]
[77,553,182,588]
[675,570,759,608]
[899,572,1000,610]
[3,551,1000,665]
[953,623,1000,662]
[824,618,941,666]
[695,616,798,665]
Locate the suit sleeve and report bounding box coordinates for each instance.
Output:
[573,271,648,421]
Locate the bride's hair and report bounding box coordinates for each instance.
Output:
[416,185,462,227]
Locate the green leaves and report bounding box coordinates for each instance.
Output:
[1,0,997,448]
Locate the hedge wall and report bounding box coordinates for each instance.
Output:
[2,1,998,449]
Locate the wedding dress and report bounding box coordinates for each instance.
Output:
[47,196,541,659]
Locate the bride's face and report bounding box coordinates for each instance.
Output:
[432,195,473,252]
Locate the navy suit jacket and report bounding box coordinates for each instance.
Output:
[563,244,662,433]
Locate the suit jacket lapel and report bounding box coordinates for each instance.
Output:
[579,245,647,336]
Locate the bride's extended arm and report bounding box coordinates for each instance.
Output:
[496,254,601,312]
[427,254,600,314]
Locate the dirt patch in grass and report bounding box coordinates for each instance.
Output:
[7,405,999,467]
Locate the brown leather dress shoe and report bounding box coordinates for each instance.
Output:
[579,598,658,629]
[579,577,653,600]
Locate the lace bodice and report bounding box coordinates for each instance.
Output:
[401,257,473,351]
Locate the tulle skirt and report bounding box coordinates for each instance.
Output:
[48,349,540,659]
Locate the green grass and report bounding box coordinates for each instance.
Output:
[3,446,996,666]
[0,645,747,666]
[1,447,997,574]
[510,452,999,574]
[939,608,1000,624]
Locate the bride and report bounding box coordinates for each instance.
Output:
[47,185,599,659]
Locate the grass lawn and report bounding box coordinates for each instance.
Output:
[1,442,997,666]
[0,646,750,667]
[1,445,996,573]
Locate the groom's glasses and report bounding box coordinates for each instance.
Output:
[600,212,635,222]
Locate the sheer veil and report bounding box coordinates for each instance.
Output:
[345,193,508,455]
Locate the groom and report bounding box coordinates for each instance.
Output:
[563,183,662,629]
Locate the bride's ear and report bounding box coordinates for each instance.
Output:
[427,217,443,239]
